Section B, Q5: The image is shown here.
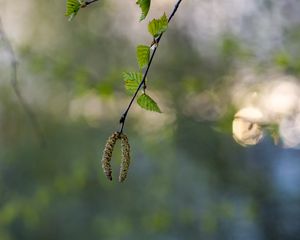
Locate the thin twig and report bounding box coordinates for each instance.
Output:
[119,0,183,133]
[0,19,46,146]
[83,0,99,7]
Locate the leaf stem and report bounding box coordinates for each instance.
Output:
[119,0,183,133]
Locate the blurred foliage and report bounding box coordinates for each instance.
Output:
[1,0,300,240]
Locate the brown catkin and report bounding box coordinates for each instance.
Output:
[101,132,120,181]
[119,133,131,183]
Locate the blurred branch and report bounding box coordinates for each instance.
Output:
[0,19,46,146]
[119,0,183,133]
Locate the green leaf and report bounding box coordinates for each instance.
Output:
[136,45,150,69]
[65,0,82,21]
[137,94,161,113]
[136,0,151,21]
[148,13,168,38]
[122,72,143,94]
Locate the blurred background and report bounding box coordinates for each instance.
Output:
[1,0,300,239]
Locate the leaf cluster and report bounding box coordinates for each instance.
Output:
[65,1,170,113]
[122,10,169,113]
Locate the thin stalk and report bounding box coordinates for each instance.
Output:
[83,0,99,7]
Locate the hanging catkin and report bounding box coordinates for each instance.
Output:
[119,133,131,182]
[101,132,120,181]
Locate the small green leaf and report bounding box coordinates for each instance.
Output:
[65,0,82,21]
[136,45,150,69]
[137,94,161,113]
[123,72,143,94]
[136,0,151,21]
[148,13,168,38]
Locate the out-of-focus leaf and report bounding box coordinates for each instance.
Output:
[213,106,236,134]
[148,13,168,38]
[136,45,150,69]
[264,124,280,145]
[274,52,290,68]
[136,0,151,21]
[123,72,143,94]
[137,94,161,113]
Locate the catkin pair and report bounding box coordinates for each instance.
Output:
[101,132,131,182]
